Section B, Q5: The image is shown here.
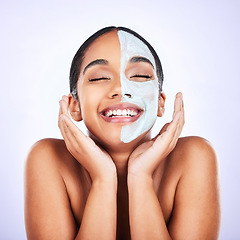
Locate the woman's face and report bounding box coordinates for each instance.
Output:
[77,30,160,146]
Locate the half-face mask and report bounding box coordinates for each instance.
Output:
[118,31,159,143]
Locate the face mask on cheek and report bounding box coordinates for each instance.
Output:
[118,31,159,143]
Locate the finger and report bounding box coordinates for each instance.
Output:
[59,95,71,126]
[59,115,83,155]
[171,93,184,139]
[58,101,64,129]
[58,114,71,147]
[175,96,185,139]
[160,93,183,143]
[172,112,183,143]
[58,95,69,122]
[58,98,63,120]
[60,115,100,165]
[60,114,91,149]
[181,97,185,126]
[173,92,182,119]
[145,112,180,169]
[168,111,182,140]
[59,113,72,138]
[149,116,180,171]
[60,114,81,139]
[171,103,185,148]
[154,93,182,140]
[159,123,170,136]
[156,111,181,147]
[179,98,185,132]
[60,95,69,116]
[151,123,170,142]
[151,94,183,153]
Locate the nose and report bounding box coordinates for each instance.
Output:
[123,93,132,98]
[112,93,132,98]
[109,78,121,99]
[109,78,132,99]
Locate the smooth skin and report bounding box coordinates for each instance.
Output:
[24,31,220,240]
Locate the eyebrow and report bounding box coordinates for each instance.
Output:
[83,59,108,74]
[129,56,154,69]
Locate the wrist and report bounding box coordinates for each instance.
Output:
[91,162,117,183]
[127,172,153,190]
[92,173,118,190]
[127,160,155,182]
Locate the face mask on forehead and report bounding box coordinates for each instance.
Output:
[117,31,159,143]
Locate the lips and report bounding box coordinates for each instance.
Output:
[100,103,143,123]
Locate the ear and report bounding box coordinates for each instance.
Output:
[157,92,166,117]
[68,93,82,121]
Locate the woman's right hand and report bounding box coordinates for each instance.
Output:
[58,95,117,182]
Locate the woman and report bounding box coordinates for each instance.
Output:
[25,26,220,239]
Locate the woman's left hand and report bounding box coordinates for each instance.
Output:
[128,92,185,178]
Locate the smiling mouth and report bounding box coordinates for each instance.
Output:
[100,104,143,123]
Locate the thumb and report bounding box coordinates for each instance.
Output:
[160,123,170,135]
[152,123,170,141]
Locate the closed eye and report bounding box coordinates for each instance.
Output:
[130,75,153,80]
[89,77,111,82]
[130,74,152,78]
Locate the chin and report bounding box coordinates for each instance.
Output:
[88,127,152,153]
[113,130,152,150]
[88,129,121,146]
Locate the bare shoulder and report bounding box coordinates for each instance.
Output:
[25,138,86,177]
[25,138,87,239]
[167,136,220,239]
[27,138,71,165]
[168,136,218,172]
[176,135,216,154]
[25,138,89,207]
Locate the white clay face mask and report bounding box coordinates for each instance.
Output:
[117,30,159,143]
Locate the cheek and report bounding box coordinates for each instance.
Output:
[121,77,159,108]
[138,83,158,102]
[79,88,99,119]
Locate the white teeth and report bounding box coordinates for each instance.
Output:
[117,110,121,115]
[105,110,112,117]
[131,110,137,116]
[104,108,138,117]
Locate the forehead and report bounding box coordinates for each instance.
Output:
[80,31,120,71]
[117,30,155,66]
[81,31,155,72]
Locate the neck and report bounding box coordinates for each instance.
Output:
[109,150,130,179]
[88,130,152,180]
